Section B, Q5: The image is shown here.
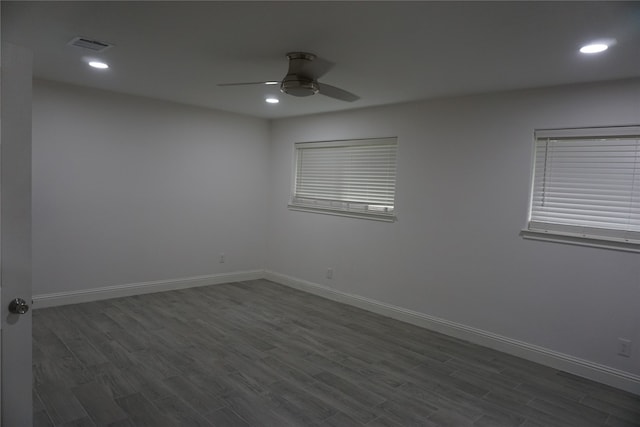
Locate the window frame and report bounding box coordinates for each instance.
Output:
[288,137,398,222]
[522,125,640,253]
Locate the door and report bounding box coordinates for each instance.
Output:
[1,42,33,426]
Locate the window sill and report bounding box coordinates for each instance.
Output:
[288,204,396,222]
[520,229,640,253]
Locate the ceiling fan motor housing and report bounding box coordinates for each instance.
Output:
[280,52,320,97]
[280,75,319,97]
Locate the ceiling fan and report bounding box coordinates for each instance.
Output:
[218,52,359,102]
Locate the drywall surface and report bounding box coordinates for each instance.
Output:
[267,79,640,377]
[32,80,269,295]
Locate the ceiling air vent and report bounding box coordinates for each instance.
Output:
[67,37,113,52]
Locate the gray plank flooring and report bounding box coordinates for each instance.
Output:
[33,279,640,426]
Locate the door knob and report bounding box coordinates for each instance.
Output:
[8,298,29,315]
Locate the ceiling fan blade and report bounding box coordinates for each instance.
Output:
[217,81,279,87]
[317,83,359,102]
[307,57,334,79]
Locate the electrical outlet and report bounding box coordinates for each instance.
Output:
[326,268,333,279]
[219,253,225,263]
[618,338,632,358]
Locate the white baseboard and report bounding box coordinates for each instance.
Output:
[264,270,640,396]
[33,270,263,309]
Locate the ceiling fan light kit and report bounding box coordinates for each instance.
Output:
[218,52,359,102]
[280,77,319,97]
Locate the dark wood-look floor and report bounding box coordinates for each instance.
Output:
[32,279,640,427]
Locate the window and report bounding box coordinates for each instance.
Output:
[524,125,640,251]
[289,137,398,221]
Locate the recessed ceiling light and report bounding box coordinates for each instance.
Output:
[265,81,279,85]
[265,97,279,104]
[88,61,109,69]
[580,43,609,54]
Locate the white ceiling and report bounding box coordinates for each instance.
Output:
[3,1,639,119]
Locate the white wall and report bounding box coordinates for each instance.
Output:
[267,78,640,382]
[32,80,269,295]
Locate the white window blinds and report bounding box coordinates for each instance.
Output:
[290,138,398,221]
[528,126,640,244]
